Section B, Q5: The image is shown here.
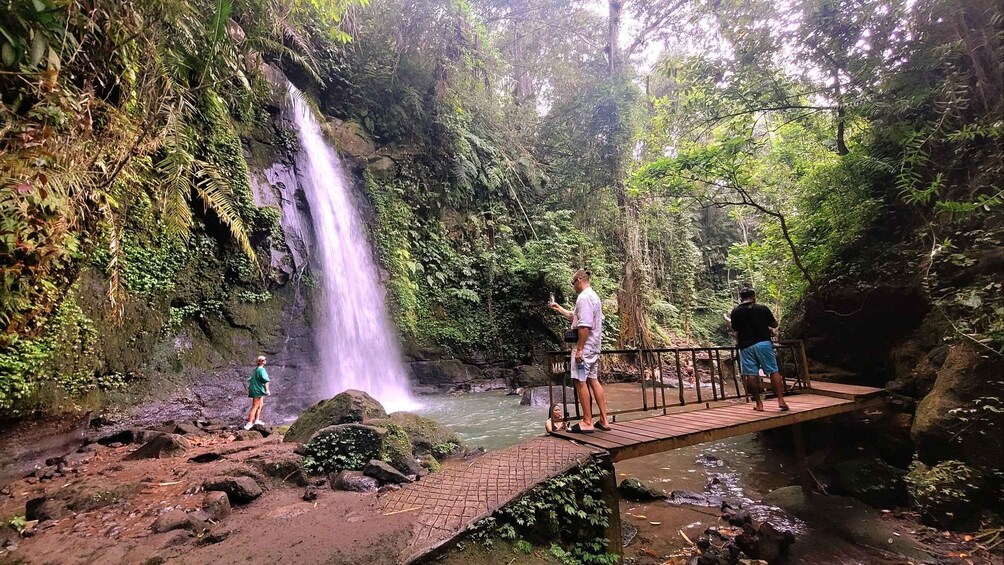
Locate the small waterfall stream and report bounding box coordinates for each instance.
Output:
[288,85,418,412]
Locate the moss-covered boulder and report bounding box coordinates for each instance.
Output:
[832,458,907,509]
[380,422,421,475]
[905,460,986,529]
[369,411,464,458]
[284,390,387,443]
[301,423,388,475]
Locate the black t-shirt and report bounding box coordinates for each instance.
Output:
[729,302,777,349]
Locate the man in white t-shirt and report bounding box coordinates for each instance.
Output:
[548,269,611,433]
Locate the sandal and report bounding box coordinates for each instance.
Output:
[570,423,595,434]
[595,422,612,431]
[753,406,765,412]
[778,405,790,412]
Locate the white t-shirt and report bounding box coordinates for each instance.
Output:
[570,287,603,364]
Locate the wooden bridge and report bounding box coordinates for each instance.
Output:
[550,380,884,460]
[385,341,884,563]
[546,340,883,461]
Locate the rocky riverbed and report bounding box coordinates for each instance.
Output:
[0,390,471,565]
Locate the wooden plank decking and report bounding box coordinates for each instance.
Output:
[550,385,884,462]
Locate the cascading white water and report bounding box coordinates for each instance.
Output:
[287,85,418,412]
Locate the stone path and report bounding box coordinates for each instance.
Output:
[381,436,603,563]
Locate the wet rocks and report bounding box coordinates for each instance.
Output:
[125,434,191,460]
[725,510,752,527]
[668,489,720,507]
[763,486,931,562]
[735,522,794,562]
[362,459,413,485]
[202,476,263,505]
[618,477,666,501]
[513,365,549,388]
[202,491,231,520]
[330,470,379,493]
[409,360,483,387]
[284,390,388,443]
[520,386,574,407]
[691,520,792,565]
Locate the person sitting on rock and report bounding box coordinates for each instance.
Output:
[545,404,566,433]
[244,355,271,430]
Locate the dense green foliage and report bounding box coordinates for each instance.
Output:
[0,0,361,412]
[1,0,1001,420]
[468,460,618,565]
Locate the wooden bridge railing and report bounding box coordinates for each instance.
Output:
[545,340,812,424]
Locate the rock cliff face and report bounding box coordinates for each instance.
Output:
[789,223,1003,526]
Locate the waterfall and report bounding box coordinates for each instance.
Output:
[287,85,418,412]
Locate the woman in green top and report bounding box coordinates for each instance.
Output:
[244,355,271,430]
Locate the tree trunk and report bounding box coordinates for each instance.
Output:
[832,69,849,156]
[607,0,622,71]
[511,0,533,106]
[607,0,652,350]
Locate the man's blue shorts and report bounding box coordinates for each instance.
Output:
[739,340,779,376]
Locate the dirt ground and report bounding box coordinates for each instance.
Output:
[0,429,415,565]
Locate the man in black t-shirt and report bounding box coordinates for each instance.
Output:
[729,287,789,412]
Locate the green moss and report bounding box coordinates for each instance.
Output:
[380,423,416,473]
[373,411,464,456]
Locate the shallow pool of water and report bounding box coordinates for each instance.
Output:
[413,386,901,564]
[414,391,549,451]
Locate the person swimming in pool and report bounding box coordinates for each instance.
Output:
[545,403,567,433]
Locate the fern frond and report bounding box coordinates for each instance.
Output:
[193,159,256,262]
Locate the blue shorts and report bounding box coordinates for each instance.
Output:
[739,341,779,376]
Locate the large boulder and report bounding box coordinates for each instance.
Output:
[248,452,308,486]
[284,390,387,444]
[372,412,464,458]
[362,459,413,485]
[521,386,575,407]
[409,360,484,386]
[151,509,207,534]
[300,423,387,474]
[125,434,191,460]
[514,365,549,388]
[912,344,1003,472]
[202,476,263,505]
[905,460,986,529]
[484,367,518,389]
[330,470,379,493]
[618,477,666,501]
[832,458,907,509]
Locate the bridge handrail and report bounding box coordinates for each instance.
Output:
[544,340,813,424]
